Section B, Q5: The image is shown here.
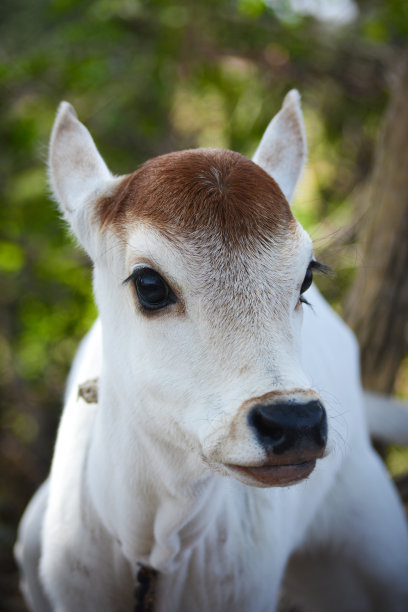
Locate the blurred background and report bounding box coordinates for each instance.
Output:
[1,0,408,608]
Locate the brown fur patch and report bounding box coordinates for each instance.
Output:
[238,388,322,416]
[96,149,294,248]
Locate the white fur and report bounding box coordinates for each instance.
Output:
[16,93,408,612]
[363,391,408,445]
[252,89,307,202]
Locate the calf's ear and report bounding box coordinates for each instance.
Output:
[48,102,116,258]
[252,89,307,203]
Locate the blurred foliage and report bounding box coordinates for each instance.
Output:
[1,0,408,607]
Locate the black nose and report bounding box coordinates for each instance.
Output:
[248,400,327,456]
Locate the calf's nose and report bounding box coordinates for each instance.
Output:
[248,400,327,456]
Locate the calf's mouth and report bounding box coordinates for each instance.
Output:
[226,457,319,487]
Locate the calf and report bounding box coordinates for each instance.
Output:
[16,91,408,611]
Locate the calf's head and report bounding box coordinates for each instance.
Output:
[49,91,327,488]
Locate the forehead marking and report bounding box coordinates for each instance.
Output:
[96,148,295,249]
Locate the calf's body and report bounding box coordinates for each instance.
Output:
[16,92,408,611]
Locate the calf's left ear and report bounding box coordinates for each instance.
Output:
[49,102,117,258]
[252,89,307,203]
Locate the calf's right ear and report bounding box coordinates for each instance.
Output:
[48,102,117,258]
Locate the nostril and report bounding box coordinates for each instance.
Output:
[268,425,284,443]
[251,408,285,443]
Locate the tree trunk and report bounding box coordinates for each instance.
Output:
[345,48,408,394]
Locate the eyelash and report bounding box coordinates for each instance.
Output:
[300,260,331,307]
[311,260,331,274]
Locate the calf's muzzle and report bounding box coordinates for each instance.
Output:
[248,399,327,457]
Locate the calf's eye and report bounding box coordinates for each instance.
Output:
[300,265,313,295]
[299,260,330,306]
[133,268,175,311]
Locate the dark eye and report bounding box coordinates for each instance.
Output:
[299,260,330,306]
[300,265,313,295]
[133,268,175,311]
